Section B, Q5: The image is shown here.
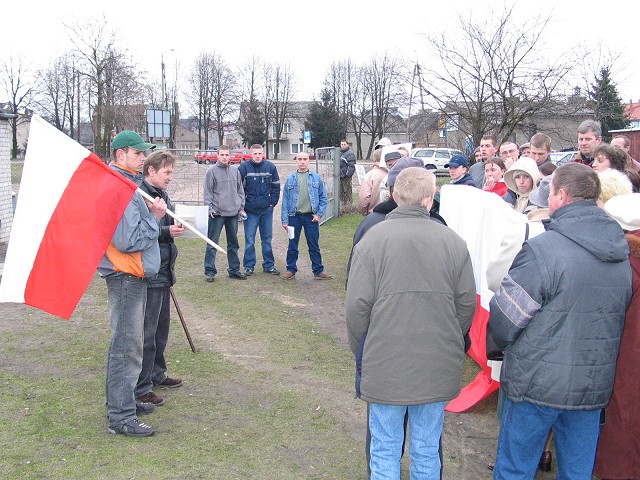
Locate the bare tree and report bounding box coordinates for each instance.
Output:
[186,52,214,150]
[324,56,406,160]
[36,54,78,135]
[238,56,265,147]
[361,55,407,158]
[263,62,295,159]
[209,53,239,146]
[1,56,34,158]
[66,18,147,157]
[419,6,577,148]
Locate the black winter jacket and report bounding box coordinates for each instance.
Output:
[139,180,178,287]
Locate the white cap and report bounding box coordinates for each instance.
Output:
[604,193,640,231]
[375,137,392,149]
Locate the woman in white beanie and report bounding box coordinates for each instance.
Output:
[594,193,640,479]
[502,157,540,213]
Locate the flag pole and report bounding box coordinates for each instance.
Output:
[170,286,196,353]
[136,188,226,254]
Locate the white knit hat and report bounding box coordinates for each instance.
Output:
[604,193,640,231]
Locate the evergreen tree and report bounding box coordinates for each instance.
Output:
[590,68,628,141]
[238,99,265,147]
[304,89,345,149]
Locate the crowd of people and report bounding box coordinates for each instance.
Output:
[349,119,639,479]
[101,122,638,479]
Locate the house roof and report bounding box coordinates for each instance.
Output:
[625,102,640,121]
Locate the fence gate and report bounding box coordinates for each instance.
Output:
[313,147,340,223]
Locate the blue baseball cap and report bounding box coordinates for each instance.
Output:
[445,155,469,168]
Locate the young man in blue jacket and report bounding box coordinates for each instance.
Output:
[238,145,281,276]
[281,152,332,280]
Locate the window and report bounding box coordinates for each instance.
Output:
[291,143,304,154]
[271,123,292,136]
[272,143,280,156]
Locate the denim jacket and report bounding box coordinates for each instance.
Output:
[281,169,328,223]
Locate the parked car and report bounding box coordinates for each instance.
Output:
[194,151,208,164]
[230,149,252,163]
[231,148,266,162]
[549,150,578,167]
[410,147,466,170]
[194,147,220,164]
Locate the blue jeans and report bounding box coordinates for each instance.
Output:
[369,402,445,480]
[494,397,601,480]
[135,286,170,397]
[243,207,275,271]
[205,215,241,275]
[105,274,147,427]
[285,213,323,275]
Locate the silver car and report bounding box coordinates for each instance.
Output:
[410,147,466,170]
[549,151,578,166]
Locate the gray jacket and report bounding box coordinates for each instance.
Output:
[488,201,632,410]
[97,163,160,279]
[346,205,476,405]
[203,162,245,217]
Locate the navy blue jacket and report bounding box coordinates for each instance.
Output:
[238,159,280,214]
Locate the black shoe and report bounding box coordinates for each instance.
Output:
[109,418,155,437]
[135,401,156,415]
[538,451,552,472]
[244,269,254,276]
[263,268,280,275]
[229,271,247,280]
[205,274,215,282]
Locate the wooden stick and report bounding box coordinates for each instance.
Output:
[170,286,196,353]
[136,188,226,255]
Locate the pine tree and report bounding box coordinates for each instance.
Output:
[590,68,628,141]
[238,99,265,147]
[304,89,345,149]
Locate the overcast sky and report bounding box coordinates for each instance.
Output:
[3,0,639,105]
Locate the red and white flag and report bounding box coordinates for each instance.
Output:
[439,184,527,412]
[0,116,138,319]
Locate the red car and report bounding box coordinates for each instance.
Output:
[231,149,257,163]
[194,150,219,164]
[228,150,242,163]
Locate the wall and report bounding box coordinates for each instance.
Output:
[0,117,14,243]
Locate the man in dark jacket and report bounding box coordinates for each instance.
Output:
[488,163,632,479]
[238,144,281,275]
[347,167,476,479]
[135,151,185,408]
[339,139,356,205]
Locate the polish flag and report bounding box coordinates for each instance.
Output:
[439,185,527,412]
[0,116,138,319]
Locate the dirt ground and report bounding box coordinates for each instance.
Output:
[3,158,559,479]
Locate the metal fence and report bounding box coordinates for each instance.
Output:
[163,148,341,223]
[313,147,340,223]
[164,149,206,205]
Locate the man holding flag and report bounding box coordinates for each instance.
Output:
[98,131,167,437]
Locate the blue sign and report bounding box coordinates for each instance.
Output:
[303,130,312,144]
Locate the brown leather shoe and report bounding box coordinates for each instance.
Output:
[313,272,332,280]
[281,271,295,280]
[155,377,183,388]
[136,391,165,406]
[538,451,552,472]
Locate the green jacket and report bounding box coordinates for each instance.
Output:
[346,205,476,405]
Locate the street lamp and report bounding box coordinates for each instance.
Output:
[161,49,174,110]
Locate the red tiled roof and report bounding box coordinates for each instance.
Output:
[625,102,640,121]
